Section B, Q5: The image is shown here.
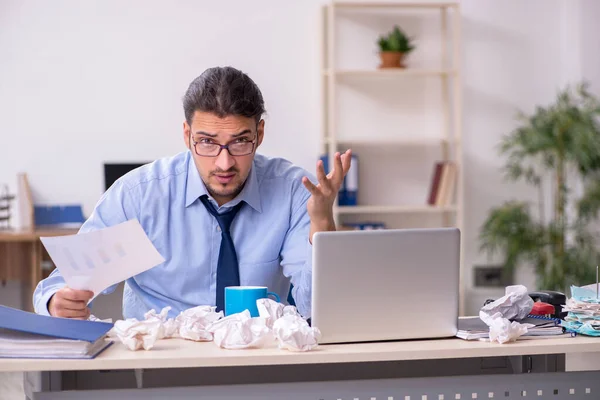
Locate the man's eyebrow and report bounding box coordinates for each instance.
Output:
[193,129,252,138]
[231,129,252,138]
[194,131,217,138]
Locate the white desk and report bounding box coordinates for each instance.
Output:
[4,336,600,399]
[0,335,599,372]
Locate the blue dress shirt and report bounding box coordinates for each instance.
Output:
[33,150,315,320]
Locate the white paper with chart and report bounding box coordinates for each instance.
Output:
[39,219,165,300]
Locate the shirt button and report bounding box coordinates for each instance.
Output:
[216,226,221,232]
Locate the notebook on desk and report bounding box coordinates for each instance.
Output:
[0,305,114,359]
[457,315,565,340]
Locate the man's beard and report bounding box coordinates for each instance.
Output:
[205,168,245,199]
[206,180,244,199]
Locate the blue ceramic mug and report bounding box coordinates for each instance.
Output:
[224,286,281,317]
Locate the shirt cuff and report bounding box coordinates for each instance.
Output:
[35,290,57,316]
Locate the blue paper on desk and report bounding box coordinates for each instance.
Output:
[0,306,114,359]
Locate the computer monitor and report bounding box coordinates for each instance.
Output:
[103,162,148,191]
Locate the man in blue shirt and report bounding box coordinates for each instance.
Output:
[33,66,351,321]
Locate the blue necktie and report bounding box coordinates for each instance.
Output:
[199,195,244,312]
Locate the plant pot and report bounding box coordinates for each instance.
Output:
[378,51,405,69]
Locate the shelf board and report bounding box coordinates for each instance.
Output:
[325,137,458,147]
[336,205,457,214]
[324,69,456,77]
[332,2,458,9]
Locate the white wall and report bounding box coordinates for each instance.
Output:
[580,0,600,95]
[0,0,326,315]
[1,0,598,315]
[461,0,600,313]
[0,0,324,220]
[461,0,565,312]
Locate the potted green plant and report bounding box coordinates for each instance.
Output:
[479,82,600,293]
[377,25,415,69]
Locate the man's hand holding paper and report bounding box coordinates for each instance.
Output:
[48,287,94,319]
[39,218,165,318]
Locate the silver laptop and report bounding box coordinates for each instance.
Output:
[311,227,460,344]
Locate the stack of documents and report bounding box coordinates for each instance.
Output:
[457,316,564,340]
[562,285,600,336]
[0,306,114,359]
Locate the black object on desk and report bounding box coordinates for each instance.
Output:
[482,290,567,320]
[528,290,567,319]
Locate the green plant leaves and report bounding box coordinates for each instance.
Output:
[479,82,600,291]
[479,201,544,274]
[578,179,600,222]
[377,25,415,53]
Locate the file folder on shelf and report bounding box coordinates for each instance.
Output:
[34,205,85,228]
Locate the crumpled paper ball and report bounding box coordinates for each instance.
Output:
[479,285,534,344]
[207,309,272,349]
[256,297,285,328]
[256,298,321,351]
[488,316,532,344]
[172,305,223,341]
[143,307,178,339]
[109,310,165,351]
[479,285,533,325]
[109,299,320,352]
[109,305,223,351]
[272,307,321,351]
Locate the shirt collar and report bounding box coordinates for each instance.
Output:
[184,152,262,213]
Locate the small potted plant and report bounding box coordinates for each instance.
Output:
[377,25,415,69]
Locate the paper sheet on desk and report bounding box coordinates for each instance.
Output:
[39,219,165,300]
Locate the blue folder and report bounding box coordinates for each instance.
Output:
[34,205,85,227]
[0,305,113,343]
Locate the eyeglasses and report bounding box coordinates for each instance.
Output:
[191,136,257,157]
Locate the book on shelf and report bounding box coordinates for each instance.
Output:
[427,161,457,207]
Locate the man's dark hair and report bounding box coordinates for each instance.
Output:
[183,66,265,125]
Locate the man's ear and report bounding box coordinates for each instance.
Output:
[256,119,265,148]
[183,120,191,149]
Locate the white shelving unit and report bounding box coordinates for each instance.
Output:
[321,1,465,312]
[337,204,458,214]
[324,68,457,77]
